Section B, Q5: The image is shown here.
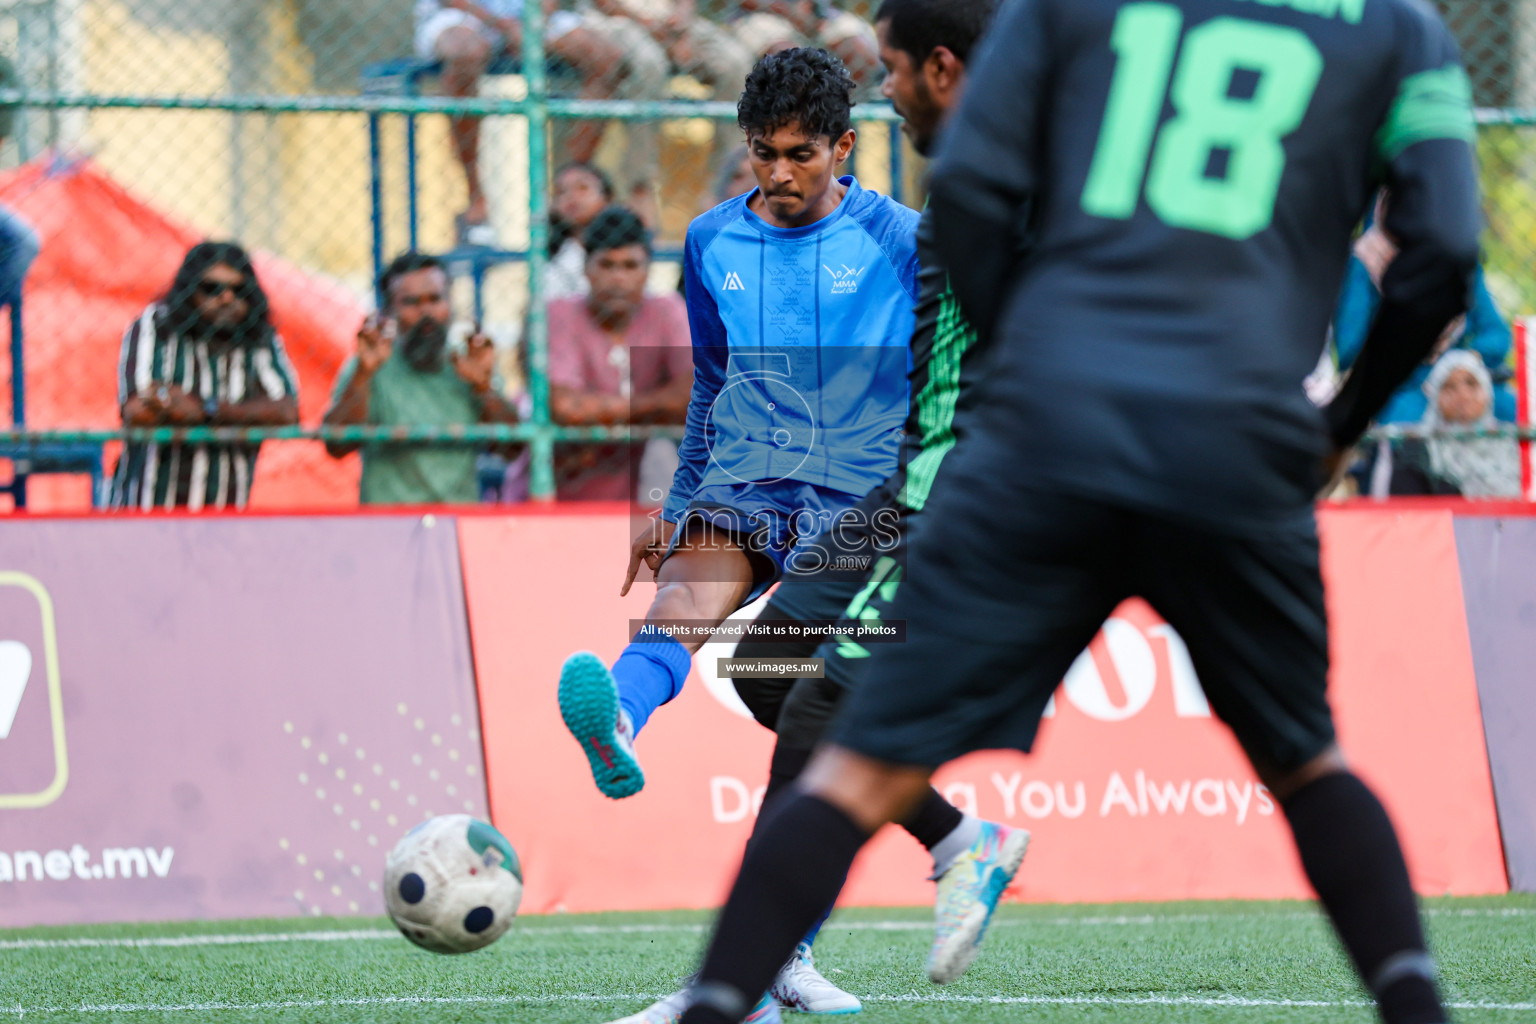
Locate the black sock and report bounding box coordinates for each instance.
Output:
[899,786,965,851]
[679,794,870,1024]
[1283,772,1445,1024]
[761,740,814,818]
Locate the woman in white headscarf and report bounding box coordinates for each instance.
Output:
[1417,349,1521,498]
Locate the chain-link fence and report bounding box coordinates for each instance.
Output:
[0,0,1530,509]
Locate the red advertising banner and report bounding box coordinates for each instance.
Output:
[463,508,1506,913]
[0,516,488,927]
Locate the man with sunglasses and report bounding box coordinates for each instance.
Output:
[110,241,300,511]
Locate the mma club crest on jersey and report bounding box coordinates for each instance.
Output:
[722,271,746,291]
[822,264,865,294]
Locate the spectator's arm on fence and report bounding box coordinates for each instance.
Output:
[323,317,392,455]
[322,358,371,457]
[118,310,166,426]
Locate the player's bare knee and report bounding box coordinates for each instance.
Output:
[435,33,490,86]
[1254,744,1348,803]
[648,580,705,623]
[801,745,931,833]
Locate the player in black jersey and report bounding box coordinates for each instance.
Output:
[602,4,1012,1020]
[666,1,1481,1023]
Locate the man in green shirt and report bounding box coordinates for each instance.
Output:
[323,252,519,504]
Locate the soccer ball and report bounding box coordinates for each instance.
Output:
[383,814,523,954]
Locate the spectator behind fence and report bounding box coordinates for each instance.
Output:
[323,252,520,504]
[712,145,755,205]
[547,162,615,300]
[1352,350,1521,500]
[415,0,667,243]
[602,0,755,167]
[731,2,879,91]
[547,206,692,501]
[108,242,300,511]
[1333,193,1515,424]
[0,53,39,306]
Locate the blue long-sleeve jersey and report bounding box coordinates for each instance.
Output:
[664,177,920,524]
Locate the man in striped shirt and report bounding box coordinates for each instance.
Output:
[109,242,300,511]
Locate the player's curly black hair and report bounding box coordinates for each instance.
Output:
[737,47,856,143]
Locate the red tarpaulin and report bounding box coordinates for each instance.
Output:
[0,158,364,510]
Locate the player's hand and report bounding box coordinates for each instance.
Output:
[1352,227,1398,289]
[454,326,497,394]
[622,516,676,596]
[1318,446,1354,499]
[356,314,395,376]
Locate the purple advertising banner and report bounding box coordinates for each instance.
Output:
[1455,516,1536,892]
[0,515,487,926]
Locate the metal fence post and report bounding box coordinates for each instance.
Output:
[524,1,555,502]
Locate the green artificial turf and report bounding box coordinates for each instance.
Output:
[1,896,1532,1022]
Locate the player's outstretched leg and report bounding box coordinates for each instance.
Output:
[606,987,782,1024]
[558,651,649,799]
[765,675,1028,996]
[927,819,1030,984]
[564,532,755,799]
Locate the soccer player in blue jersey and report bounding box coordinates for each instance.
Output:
[558,50,919,821]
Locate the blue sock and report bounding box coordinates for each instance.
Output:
[614,633,693,736]
[800,903,833,951]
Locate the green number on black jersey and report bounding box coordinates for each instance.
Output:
[1082,3,1325,239]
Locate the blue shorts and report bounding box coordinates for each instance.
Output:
[665,480,862,606]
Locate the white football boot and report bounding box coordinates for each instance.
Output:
[771,943,862,1014]
[605,988,782,1024]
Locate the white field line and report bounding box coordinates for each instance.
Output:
[1,993,1533,1016]
[1,905,1529,951]
[0,930,400,951]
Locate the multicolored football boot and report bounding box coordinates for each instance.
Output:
[559,651,644,799]
[927,822,1030,984]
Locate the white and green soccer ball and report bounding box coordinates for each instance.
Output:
[383,814,523,954]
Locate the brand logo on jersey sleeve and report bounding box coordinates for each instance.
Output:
[822,264,866,294]
[722,271,746,291]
